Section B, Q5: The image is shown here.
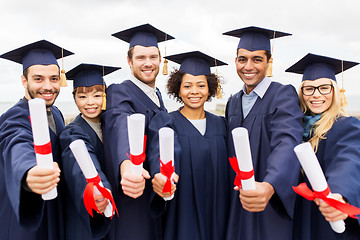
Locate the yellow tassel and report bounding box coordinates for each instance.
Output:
[163,59,168,75]
[60,69,68,87]
[340,88,348,107]
[216,81,222,99]
[101,92,107,110]
[265,58,273,77]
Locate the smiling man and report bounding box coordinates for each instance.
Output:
[101,24,174,240]
[223,27,303,240]
[0,40,73,240]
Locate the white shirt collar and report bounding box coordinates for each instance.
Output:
[242,77,272,99]
[129,74,160,107]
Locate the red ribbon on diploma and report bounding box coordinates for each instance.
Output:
[127,135,147,165]
[29,116,53,155]
[293,183,360,219]
[160,159,174,194]
[33,141,52,155]
[83,174,118,218]
[229,156,254,188]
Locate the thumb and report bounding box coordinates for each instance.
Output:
[142,169,151,179]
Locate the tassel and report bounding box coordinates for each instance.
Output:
[59,48,67,87]
[101,92,107,110]
[216,81,222,99]
[163,59,168,75]
[265,58,273,77]
[339,60,347,107]
[60,69,68,87]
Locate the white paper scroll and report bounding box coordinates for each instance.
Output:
[28,98,57,200]
[159,127,175,201]
[231,127,256,190]
[69,139,113,217]
[127,113,146,176]
[294,142,345,233]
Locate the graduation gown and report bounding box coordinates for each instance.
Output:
[225,82,303,240]
[59,114,112,240]
[0,98,65,240]
[293,116,360,240]
[154,110,231,240]
[101,80,166,240]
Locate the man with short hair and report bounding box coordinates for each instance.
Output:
[223,27,303,240]
[0,40,73,240]
[101,24,174,240]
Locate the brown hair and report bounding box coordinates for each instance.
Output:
[127,46,161,61]
[166,69,219,103]
[72,84,104,97]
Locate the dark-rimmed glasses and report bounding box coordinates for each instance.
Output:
[301,84,333,96]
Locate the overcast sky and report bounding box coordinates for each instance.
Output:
[1,0,360,113]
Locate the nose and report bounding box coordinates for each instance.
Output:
[244,60,253,71]
[190,86,199,94]
[42,79,53,90]
[87,96,95,104]
[144,57,152,67]
[313,88,322,97]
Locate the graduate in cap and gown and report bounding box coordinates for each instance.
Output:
[0,40,73,240]
[150,51,231,240]
[59,64,120,239]
[286,53,360,239]
[101,24,175,240]
[223,27,303,240]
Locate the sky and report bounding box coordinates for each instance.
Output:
[1,0,360,114]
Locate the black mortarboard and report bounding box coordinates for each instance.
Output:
[112,23,174,48]
[164,51,227,76]
[0,40,73,71]
[66,63,121,89]
[222,26,291,51]
[285,53,359,82]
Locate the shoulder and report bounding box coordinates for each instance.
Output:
[268,82,298,96]
[330,116,360,135]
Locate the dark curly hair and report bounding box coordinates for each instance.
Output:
[166,69,220,103]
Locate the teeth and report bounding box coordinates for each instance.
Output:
[244,73,255,77]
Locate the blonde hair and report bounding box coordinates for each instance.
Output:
[299,79,348,152]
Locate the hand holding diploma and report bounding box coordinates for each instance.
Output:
[127,114,146,176]
[28,98,58,200]
[230,127,256,190]
[158,127,175,201]
[69,139,117,218]
[293,142,360,233]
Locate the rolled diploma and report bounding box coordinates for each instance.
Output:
[231,127,256,190]
[28,98,57,200]
[127,114,146,176]
[159,127,174,201]
[294,142,345,233]
[69,139,113,218]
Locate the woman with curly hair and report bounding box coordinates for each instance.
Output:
[151,51,230,240]
[286,53,360,240]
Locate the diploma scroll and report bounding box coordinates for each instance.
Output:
[231,127,256,190]
[127,114,146,176]
[69,139,114,218]
[293,142,345,233]
[159,127,175,201]
[28,98,57,200]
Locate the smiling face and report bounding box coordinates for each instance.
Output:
[179,73,209,112]
[302,78,334,115]
[22,64,60,109]
[127,45,161,88]
[235,48,269,94]
[74,87,104,123]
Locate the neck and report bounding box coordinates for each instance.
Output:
[180,106,205,120]
[83,115,101,123]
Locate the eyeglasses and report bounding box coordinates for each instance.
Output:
[301,84,333,96]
